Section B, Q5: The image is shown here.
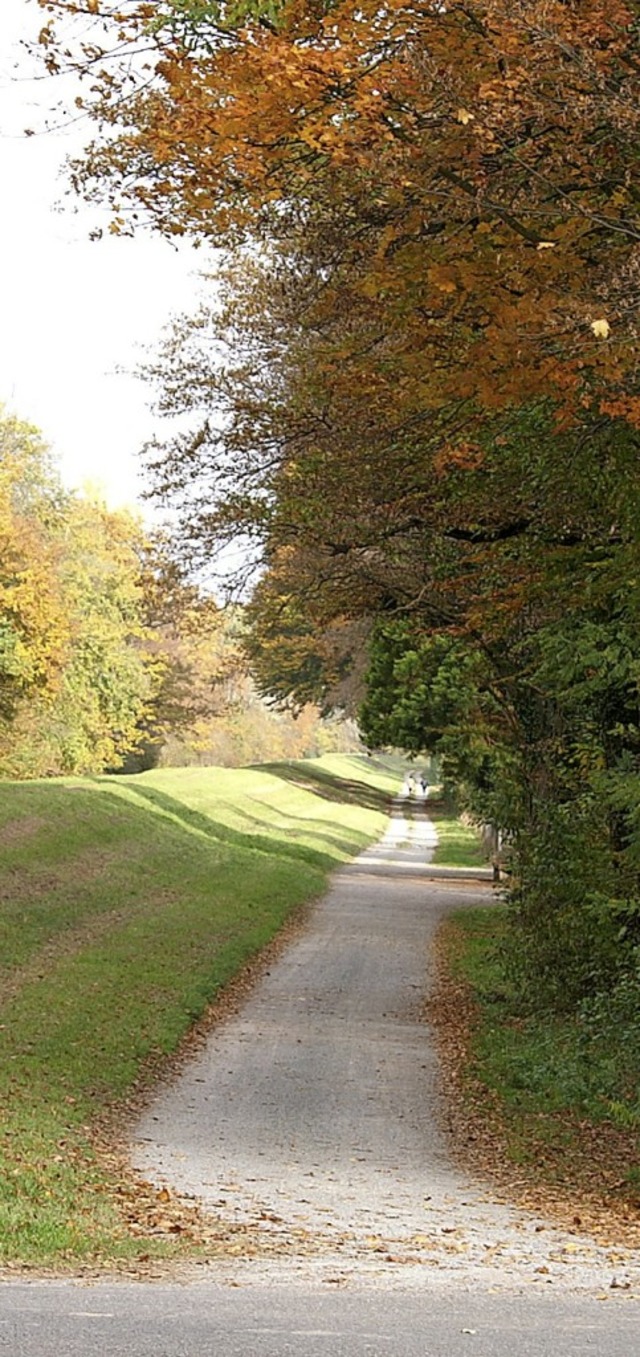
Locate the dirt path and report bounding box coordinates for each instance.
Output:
[130,800,640,1294]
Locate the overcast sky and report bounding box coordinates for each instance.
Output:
[0,0,204,512]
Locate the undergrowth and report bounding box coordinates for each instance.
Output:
[445,906,640,1204]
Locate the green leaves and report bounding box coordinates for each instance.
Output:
[35,0,640,1020]
[150,0,288,45]
[0,410,158,778]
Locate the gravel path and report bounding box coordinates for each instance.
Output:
[131,799,640,1294]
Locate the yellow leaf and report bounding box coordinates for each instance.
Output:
[591,318,611,339]
[536,241,556,251]
[456,108,474,125]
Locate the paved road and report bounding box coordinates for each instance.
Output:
[130,798,639,1294]
[1,798,638,1353]
[1,1280,638,1357]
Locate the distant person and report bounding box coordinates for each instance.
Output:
[419,776,428,797]
[405,772,416,796]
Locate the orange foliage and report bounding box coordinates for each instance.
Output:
[38,0,640,421]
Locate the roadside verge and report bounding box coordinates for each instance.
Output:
[428,907,640,1251]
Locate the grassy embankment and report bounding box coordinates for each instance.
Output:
[437,906,640,1225]
[0,753,400,1267]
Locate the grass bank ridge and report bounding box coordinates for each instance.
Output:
[1,754,401,1266]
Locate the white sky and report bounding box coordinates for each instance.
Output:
[0,0,205,512]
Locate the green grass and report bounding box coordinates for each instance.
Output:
[428,798,489,867]
[444,906,640,1200]
[0,753,399,1266]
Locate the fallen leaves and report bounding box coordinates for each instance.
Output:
[427,919,640,1251]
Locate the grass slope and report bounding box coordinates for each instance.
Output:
[0,754,398,1267]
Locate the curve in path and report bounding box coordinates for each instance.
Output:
[131,799,639,1294]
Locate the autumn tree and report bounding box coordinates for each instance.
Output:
[0,409,71,728]
[0,409,161,776]
[36,1,640,1006]
[0,404,357,776]
[39,0,640,415]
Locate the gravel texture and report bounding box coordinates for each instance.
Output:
[130,798,640,1295]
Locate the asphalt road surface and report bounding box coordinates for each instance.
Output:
[2,1280,639,1357]
[1,797,638,1353]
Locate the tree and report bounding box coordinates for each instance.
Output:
[39,0,640,418]
[36,1,640,1007]
[37,492,156,775]
[0,412,158,777]
[0,408,70,725]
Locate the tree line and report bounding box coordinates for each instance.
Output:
[0,407,356,777]
[38,1,640,1013]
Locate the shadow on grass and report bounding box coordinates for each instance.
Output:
[253,760,393,812]
[106,781,371,872]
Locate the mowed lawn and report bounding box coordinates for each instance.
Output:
[0,754,399,1267]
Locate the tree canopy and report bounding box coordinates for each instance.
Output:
[0,407,357,775]
[36,0,640,1008]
